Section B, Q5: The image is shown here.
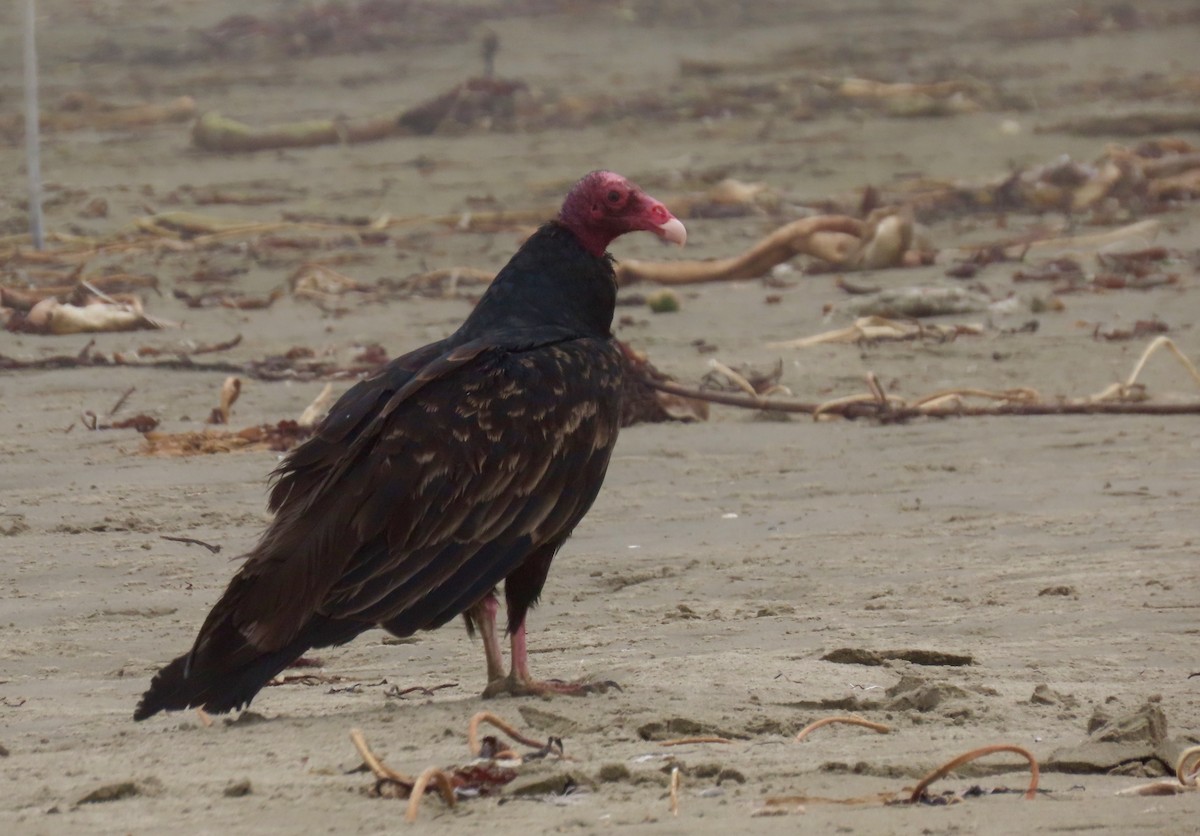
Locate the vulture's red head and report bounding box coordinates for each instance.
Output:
[558,170,687,258]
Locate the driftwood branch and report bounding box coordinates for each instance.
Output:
[0,92,196,142]
[648,336,1200,421]
[1041,112,1200,138]
[647,378,1200,420]
[192,77,527,153]
[192,111,402,153]
[658,736,733,747]
[615,216,864,285]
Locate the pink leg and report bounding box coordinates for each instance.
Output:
[470,595,506,683]
[480,619,618,698]
[509,621,532,683]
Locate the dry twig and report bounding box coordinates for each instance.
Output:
[382,682,458,699]
[770,317,981,348]
[159,535,221,554]
[208,376,242,425]
[669,766,681,817]
[108,386,136,416]
[706,359,760,397]
[658,736,733,747]
[998,219,1161,259]
[398,267,495,298]
[761,790,894,810]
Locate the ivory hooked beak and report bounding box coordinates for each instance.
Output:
[655,217,687,247]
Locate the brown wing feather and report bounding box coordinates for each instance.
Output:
[322,338,622,628]
[206,333,621,654]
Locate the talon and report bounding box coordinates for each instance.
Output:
[477,620,619,698]
[589,679,622,694]
[481,677,515,699]
[480,674,619,699]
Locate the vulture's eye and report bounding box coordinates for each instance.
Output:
[607,190,621,203]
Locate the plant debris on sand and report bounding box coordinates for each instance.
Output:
[2,1,1199,834]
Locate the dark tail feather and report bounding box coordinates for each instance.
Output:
[134,616,365,721]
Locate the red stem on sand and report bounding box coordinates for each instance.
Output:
[908,744,1040,802]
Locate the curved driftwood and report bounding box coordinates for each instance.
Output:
[615,216,865,285]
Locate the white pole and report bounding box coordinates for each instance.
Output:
[23,0,45,250]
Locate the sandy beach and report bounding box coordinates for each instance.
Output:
[2,1,1199,833]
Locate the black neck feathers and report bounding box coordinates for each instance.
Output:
[459,223,617,340]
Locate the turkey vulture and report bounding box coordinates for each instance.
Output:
[134,171,686,719]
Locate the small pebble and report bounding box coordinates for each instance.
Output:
[224,779,253,797]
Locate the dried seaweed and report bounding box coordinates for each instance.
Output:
[351,711,567,821]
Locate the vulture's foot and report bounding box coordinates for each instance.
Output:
[481,674,620,699]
